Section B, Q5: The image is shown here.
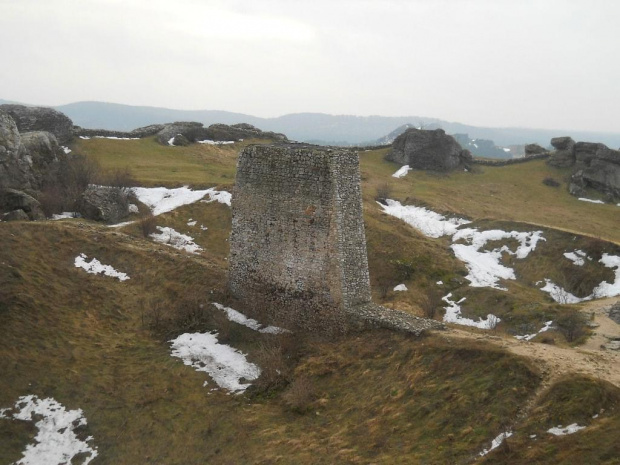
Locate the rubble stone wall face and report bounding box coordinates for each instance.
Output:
[229,144,371,331]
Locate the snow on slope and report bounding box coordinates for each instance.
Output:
[0,395,98,465]
[132,186,231,216]
[150,227,202,254]
[170,332,260,393]
[378,199,470,238]
[74,254,130,281]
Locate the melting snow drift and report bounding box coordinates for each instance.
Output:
[392,165,412,178]
[74,254,130,281]
[540,253,620,303]
[479,430,512,456]
[547,423,586,436]
[132,186,231,216]
[213,303,287,334]
[451,229,544,290]
[170,332,260,393]
[442,293,500,329]
[150,226,202,254]
[378,199,470,238]
[0,395,98,465]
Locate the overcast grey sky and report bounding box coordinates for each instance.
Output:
[2,0,619,132]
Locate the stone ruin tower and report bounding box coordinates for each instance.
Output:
[229,143,442,335]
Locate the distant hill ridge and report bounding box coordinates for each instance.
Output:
[2,99,620,148]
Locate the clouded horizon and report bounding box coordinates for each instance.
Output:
[2,0,619,132]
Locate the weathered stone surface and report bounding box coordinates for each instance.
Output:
[386,128,472,172]
[581,159,620,198]
[155,122,205,145]
[74,124,165,139]
[0,105,74,144]
[0,188,45,220]
[79,185,129,223]
[2,209,30,221]
[608,302,620,325]
[524,143,548,156]
[230,143,442,336]
[0,111,31,189]
[20,131,63,187]
[170,133,191,146]
[203,123,287,143]
[551,136,575,150]
[575,142,607,165]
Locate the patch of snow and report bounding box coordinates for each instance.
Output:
[213,303,288,334]
[578,198,605,204]
[541,254,620,303]
[547,423,586,436]
[187,220,197,227]
[200,189,232,207]
[392,165,412,178]
[128,203,139,214]
[94,136,139,140]
[451,229,545,289]
[79,136,90,139]
[479,430,512,456]
[473,143,478,148]
[592,253,620,298]
[132,186,231,216]
[0,395,98,464]
[170,332,260,393]
[442,293,501,329]
[515,320,554,341]
[108,221,135,229]
[378,199,470,238]
[150,226,202,254]
[61,146,71,154]
[503,148,511,152]
[564,250,590,266]
[197,139,235,145]
[168,136,176,146]
[436,280,443,285]
[74,254,130,281]
[51,212,78,220]
[393,284,408,292]
[200,225,208,231]
[539,279,587,304]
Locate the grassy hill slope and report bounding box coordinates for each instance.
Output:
[1,138,619,463]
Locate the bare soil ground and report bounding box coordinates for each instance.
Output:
[441,297,620,389]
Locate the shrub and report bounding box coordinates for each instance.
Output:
[282,375,317,414]
[38,154,102,215]
[139,212,158,238]
[392,259,416,281]
[556,310,588,343]
[419,288,443,319]
[253,340,291,392]
[542,177,560,187]
[375,182,393,202]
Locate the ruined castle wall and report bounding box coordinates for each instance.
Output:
[229,144,371,330]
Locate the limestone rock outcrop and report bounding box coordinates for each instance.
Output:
[548,137,576,167]
[524,143,548,156]
[0,110,32,189]
[386,128,472,172]
[0,188,45,221]
[0,104,74,144]
[548,136,620,200]
[79,185,129,223]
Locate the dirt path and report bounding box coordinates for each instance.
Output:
[438,296,620,388]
